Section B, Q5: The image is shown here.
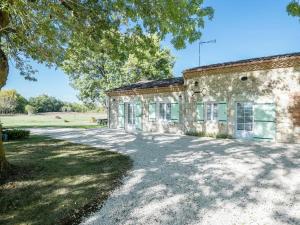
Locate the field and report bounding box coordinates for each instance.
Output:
[0,135,132,225]
[0,112,107,128]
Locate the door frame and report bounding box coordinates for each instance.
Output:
[235,101,254,139]
[126,102,136,132]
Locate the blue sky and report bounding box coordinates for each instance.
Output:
[5,0,300,102]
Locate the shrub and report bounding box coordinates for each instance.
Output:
[28,94,64,113]
[90,117,97,123]
[206,133,217,138]
[97,119,108,126]
[216,133,233,139]
[185,131,206,137]
[64,120,69,123]
[186,131,233,139]
[3,129,30,141]
[25,105,37,115]
[61,106,72,112]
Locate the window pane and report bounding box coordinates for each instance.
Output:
[207,104,212,120]
[128,104,132,124]
[132,104,135,124]
[160,103,165,119]
[245,116,253,123]
[166,103,171,120]
[237,116,244,123]
[245,123,253,131]
[237,123,244,130]
[213,103,218,120]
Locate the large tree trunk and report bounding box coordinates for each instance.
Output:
[0,125,10,179]
[0,46,10,179]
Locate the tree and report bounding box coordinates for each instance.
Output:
[63,35,174,105]
[29,94,64,112]
[0,89,18,114]
[25,105,37,115]
[15,93,28,113]
[0,1,213,177]
[0,89,28,114]
[287,1,300,17]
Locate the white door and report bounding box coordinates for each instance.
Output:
[236,102,254,139]
[127,103,136,132]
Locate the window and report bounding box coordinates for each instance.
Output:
[240,76,248,81]
[237,102,253,131]
[160,103,171,121]
[148,102,156,121]
[207,103,218,121]
[128,103,135,125]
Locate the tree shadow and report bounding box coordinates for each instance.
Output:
[31,128,300,225]
[0,135,132,225]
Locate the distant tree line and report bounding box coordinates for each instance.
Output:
[0,90,98,114]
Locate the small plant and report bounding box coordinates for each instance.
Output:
[55,115,62,119]
[186,131,233,139]
[2,129,30,141]
[64,119,70,123]
[97,119,108,126]
[216,133,233,139]
[206,133,217,138]
[25,105,37,115]
[185,131,206,137]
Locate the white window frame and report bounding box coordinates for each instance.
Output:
[236,102,254,132]
[127,103,135,125]
[159,102,172,121]
[206,102,218,121]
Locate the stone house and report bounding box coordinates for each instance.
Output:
[106,53,300,143]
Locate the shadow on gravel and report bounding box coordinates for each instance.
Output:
[31,128,300,225]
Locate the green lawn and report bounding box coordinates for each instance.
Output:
[0,112,107,128]
[0,135,132,225]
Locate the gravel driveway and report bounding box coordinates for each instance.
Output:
[32,128,300,225]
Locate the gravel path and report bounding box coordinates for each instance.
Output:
[31,128,300,225]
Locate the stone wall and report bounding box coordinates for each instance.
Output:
[108,66,300,143]
[108,91,186,134]
[184,66,300,142]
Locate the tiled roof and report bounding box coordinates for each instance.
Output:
[184,52,300,73]
[108,77,184,93]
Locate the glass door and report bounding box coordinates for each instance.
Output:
[236,102,253,139]
[127,103,135,131]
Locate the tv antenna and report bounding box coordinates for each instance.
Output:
[199,39,216,66]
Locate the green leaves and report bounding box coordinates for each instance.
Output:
[287,1,300,17]
[62,35,174,105]
[1,0,213,78]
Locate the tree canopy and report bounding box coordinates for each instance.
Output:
[0,0,214,177]
[0,0,213,85]
[63,35,174,105]
[287,1,300,18]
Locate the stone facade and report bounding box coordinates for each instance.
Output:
[108,91,186,134]
[184,67,300,143]
[107,54,300,143]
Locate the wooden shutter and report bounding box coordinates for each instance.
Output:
[135,101,142,130]
[254,103,276,140]
[171,102,179,122]
[118,103,125,128]
[196,102,204,121]
[218,102,227,122]
[148,102,156,121]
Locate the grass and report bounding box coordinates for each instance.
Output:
[0,135,132,225]
[0,112,107,129]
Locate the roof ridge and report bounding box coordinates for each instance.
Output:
[108,77,184,93]
[184,52,300,73]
